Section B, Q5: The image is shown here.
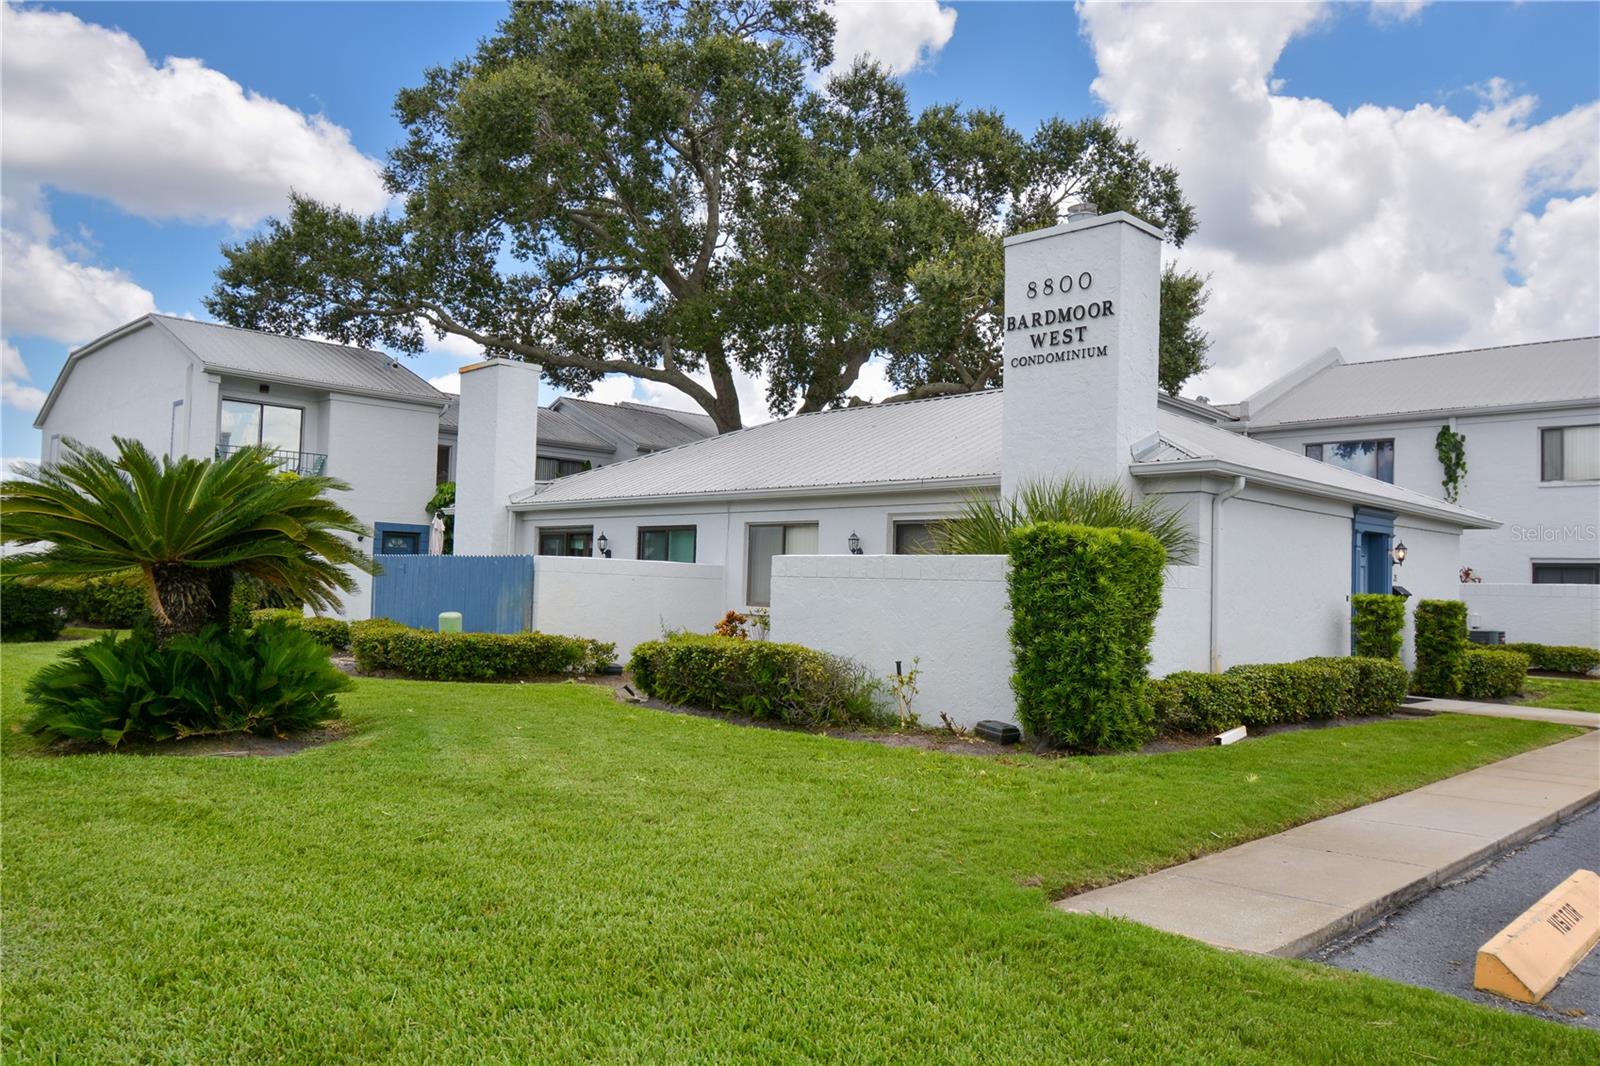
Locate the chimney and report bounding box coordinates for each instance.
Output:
[453,357,539,555]
[1000,211,1164,497]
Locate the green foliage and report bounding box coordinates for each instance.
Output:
[1412,599,1469,697]
[931,477,1196,562]
[59,579,148,627]
[1350,593,1406,659]
[350,619,612,681]
[427,482,454,555]
[1459,649,1529,700]
[1435,425,1468,503]
[1,437,374,642]
[1158,262,1211,395]
[1,579,67,642]
[22,623,350,746]
[1147,656,1409,736]
[204,2,1198,429]
[628,634,889,728]
[249,609,350,651]
[1007,523,1165,751]
[1503,642,1600,675]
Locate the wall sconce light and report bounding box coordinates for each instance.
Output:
[597,532,612,558]
[1389,540,1407,566]
[847,531,862,555]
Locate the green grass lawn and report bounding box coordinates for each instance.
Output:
[3,641,1595,1063]
[1517,675,1600,713]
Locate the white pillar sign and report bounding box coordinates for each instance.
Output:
[1000,212,1164,497]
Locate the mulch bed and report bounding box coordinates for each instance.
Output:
[22,721,351,758]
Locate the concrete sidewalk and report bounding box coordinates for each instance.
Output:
[1057,730,1600,957]
[1406,696,1597,729]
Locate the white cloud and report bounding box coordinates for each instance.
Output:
[1078,1,1600,400]
[1,339,47,413]
[428,372,461,395]
[1369,1,1430,24]
[0,4,389,228]
[829,0,957,77]
[0,231,158,345]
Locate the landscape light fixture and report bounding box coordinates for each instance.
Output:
[847,531,862,555]
[597,532,611,558]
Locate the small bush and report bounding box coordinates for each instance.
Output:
[1147,656,1409,736]
[1459,649,1529,700]
[1007,523,1165,751]
[60,579,148,627]
[1,579,67,642]
[23,622,350,746]
[350,618,612,681]
[248,609,350,651]
[1503,642,1600,675]
[628,634,890,728]
[1351,593,1406,659]
[1412,599,1469,697]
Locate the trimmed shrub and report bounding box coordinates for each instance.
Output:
[1459,649,1529,700]
[23,622,350,746]
[350,619,612,681]
[1412,599,1469,697]
[1,579,67,642]
[1503,642,1600,676]
[1007,522,1165,751]
[1147,656,1409,736]
[1351,593,1406,659]
[248,609,350,651]
[627,634,889,728]
[60,579,148,627]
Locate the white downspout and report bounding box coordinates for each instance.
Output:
[1209,475,1247,672]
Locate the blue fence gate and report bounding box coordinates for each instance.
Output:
[371,555,535,633]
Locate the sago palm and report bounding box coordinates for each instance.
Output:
[2,438,375,641]
[928,477,1198,563]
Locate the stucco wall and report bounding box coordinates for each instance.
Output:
[770,554,1014,729]
[531,556,726,659]
[1461,583,1600,647]
[1392,517,1468,666]
[1249,406,1599,583]
[37,323,194,461]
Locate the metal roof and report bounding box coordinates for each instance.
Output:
[554,396,719,451]
[511,387,1493,527]
[513,390,1003,505]
[148,315,447,405]
[1240,337,1600,429]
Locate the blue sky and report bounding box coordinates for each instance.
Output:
[3,1,1598,460]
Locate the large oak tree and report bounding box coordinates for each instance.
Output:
[207,0,1208,432]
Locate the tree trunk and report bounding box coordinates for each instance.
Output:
[703,344,745,434]
[151,565,222,644]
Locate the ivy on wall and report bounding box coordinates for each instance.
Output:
[1435,425,1467,503]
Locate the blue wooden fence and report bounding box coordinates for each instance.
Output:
[371,555,534,633]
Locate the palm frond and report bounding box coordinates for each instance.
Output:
[928,477,1197,563]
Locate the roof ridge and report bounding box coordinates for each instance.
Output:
[1337,336,1599,367]
[151,312,396,359]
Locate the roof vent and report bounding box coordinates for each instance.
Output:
[1065,200,1099,223]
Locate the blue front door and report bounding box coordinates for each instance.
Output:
[1352,508,1396,595]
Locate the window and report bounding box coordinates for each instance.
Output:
[893,521,939,555]
[537,456,590,480]
[436,445,452,484]
[1540,425,1600,482]
[639,526,697,563]
[220,399,303,453]
[745,523,819,606]
[538,528,593,557]
[1532,563,1599,584]
[1304,439,1394,482]
[374,522,429,556]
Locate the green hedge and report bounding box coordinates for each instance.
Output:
[1007,523,1165,751]
[1459,649,1529,700]
[1351,593,1406,659]
[24,622,349,746]
[1,579,67,642]
[249,609,350,651]
[628,634,888,728]
[350,618,613,681]
[1412,599,1468,697]
[1503,642,1600,675]
[60,579,149,627]
[1147,656,1409,737]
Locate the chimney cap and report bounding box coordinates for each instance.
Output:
[1065,200,1099,223]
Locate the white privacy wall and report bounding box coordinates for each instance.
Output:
[531,556,726,660]
[770,554,1014,730]
[1462,583,1600,647]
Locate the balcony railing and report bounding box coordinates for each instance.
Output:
[214,445,327,475]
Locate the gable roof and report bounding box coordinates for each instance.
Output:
[35,314,446,425]
[1238,337,1600,429]
[511,387,1493,528]
[552,396,719,451]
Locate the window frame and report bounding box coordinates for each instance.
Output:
[219,396,305,454]
[892,520,940,555]
[1531,562,1600,585]
[537,526,595,558]
[1540,424,1600,483]
[536,455,591,481]
[1302,437,1396,483]
[744,522,820,606]
[637,525,697,563]
[373,521,430,556]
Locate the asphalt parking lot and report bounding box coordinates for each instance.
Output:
[1313,803,1599,1029]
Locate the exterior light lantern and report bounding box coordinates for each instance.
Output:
[597,532,611,558]
[847,531,862,555]
[1390,540,1408,566]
